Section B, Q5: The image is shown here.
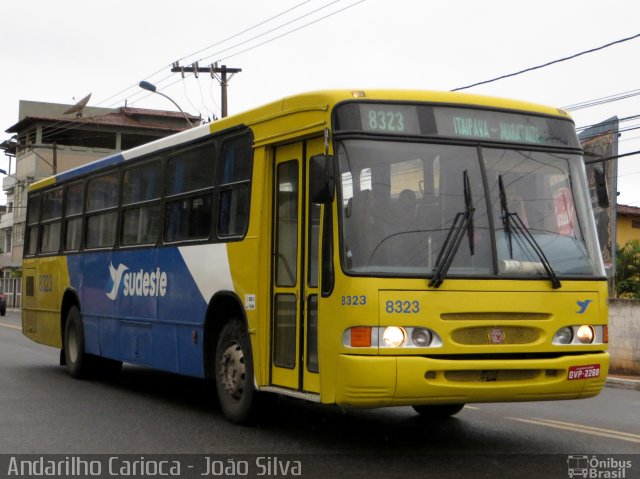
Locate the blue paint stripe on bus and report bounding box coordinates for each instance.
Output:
[66,247,209,377]
[56,152,126,183]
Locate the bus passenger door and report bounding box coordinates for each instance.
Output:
[271,140,322,394]
[301,137,324,393]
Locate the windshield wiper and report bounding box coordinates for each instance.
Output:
[498,175,561,289]
[429,170,475,288]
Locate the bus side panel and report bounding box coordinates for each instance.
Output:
[66,246,222,377]
[68,251,115,357]
[174,244,235,375]
[22,256,70,349]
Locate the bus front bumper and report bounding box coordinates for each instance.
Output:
[334,352,609,407]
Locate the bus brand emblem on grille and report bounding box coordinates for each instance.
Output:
[489,328,505,344]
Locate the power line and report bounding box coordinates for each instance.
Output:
[584,149,640,164]
[197,0,349,64]
[216,0,366,63]
[452,32,640,91]
[39,1,363,142]
[177,0,315,66]
[129,0,364,109]
[93,0,316,110]
[618,168,640,178]
[37,3,330,141]
[563,88,640,111]
[576,114,640,132]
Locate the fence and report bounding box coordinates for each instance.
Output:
[0,276,21,308]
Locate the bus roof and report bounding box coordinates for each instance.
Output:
[28,89,572,192]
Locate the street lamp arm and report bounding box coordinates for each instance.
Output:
[138,81,195,129]
[154,91,195,128]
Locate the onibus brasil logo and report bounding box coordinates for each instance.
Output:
[106,262,168,300]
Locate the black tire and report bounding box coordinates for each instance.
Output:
[63,306,95,379]
[412,404,465,418]
[214,319,261,425]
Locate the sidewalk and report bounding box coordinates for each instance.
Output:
[606,374,640,391]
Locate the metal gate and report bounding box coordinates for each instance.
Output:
[0,276,21,308]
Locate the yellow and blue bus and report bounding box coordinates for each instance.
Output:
[22,90,608,424]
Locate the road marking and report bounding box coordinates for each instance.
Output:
[0,322,21,331]
[507,417,640,444]
[464,406,480,410]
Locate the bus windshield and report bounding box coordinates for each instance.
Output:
[336,139,604,280]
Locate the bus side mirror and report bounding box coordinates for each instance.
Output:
[593,168,609,208]
[310,154,335,203]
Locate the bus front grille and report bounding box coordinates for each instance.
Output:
[451,326,541,345]
[444,369,540,382]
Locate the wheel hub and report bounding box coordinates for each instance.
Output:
[219,343,246,400]
[67,322,78,363]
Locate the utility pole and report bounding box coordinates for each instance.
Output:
[171,62,242,118]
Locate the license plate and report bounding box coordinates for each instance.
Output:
[568,364,600,380]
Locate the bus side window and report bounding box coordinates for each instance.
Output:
[217,132,253,238]
[25,194,42,256]
[85,172,119,249]
[164,141,216,242]
[40,187,63,254]
[64,181,84,251]
[122,160,161,246]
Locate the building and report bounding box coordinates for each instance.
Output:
[0,99,200,307]
[617,204,640,247]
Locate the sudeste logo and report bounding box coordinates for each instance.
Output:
[105,262,168,300]
[576,299,592,314]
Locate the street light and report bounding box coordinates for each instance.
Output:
[138,81,195,128]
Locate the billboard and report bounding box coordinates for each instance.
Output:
[578,117,619,293]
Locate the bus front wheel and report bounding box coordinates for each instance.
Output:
[412,404,465,418]
[214,319,260,425]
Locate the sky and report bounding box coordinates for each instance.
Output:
[1,0,640,205]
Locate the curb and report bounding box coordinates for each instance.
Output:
[605,377,640,391]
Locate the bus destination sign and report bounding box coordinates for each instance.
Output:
[450,115,543,144]
[335,102,579,148]
[436,107,547,145]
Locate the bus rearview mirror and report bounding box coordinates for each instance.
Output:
[310,154,335,203]
[593,168,609,208]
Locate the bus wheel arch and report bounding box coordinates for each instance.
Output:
[203,291,250,379]
[203,292,261,424]
[60,289,122,378]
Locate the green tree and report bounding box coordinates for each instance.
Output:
[615,239,640,299]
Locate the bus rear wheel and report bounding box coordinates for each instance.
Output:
[64,306,93,379]
[412,404,465,418]
[214,319,260,425]
[63,306,122,379]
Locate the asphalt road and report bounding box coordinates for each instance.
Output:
[0,310,638,479]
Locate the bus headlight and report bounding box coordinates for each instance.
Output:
[553,327,573,345]
[576,325,595,344]
[382,327,406,347]
[411,328,433,347]
[552,325,604,345]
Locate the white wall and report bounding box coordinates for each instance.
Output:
[608,299,640,375]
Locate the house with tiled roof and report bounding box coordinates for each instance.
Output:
[617,204,640,247]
